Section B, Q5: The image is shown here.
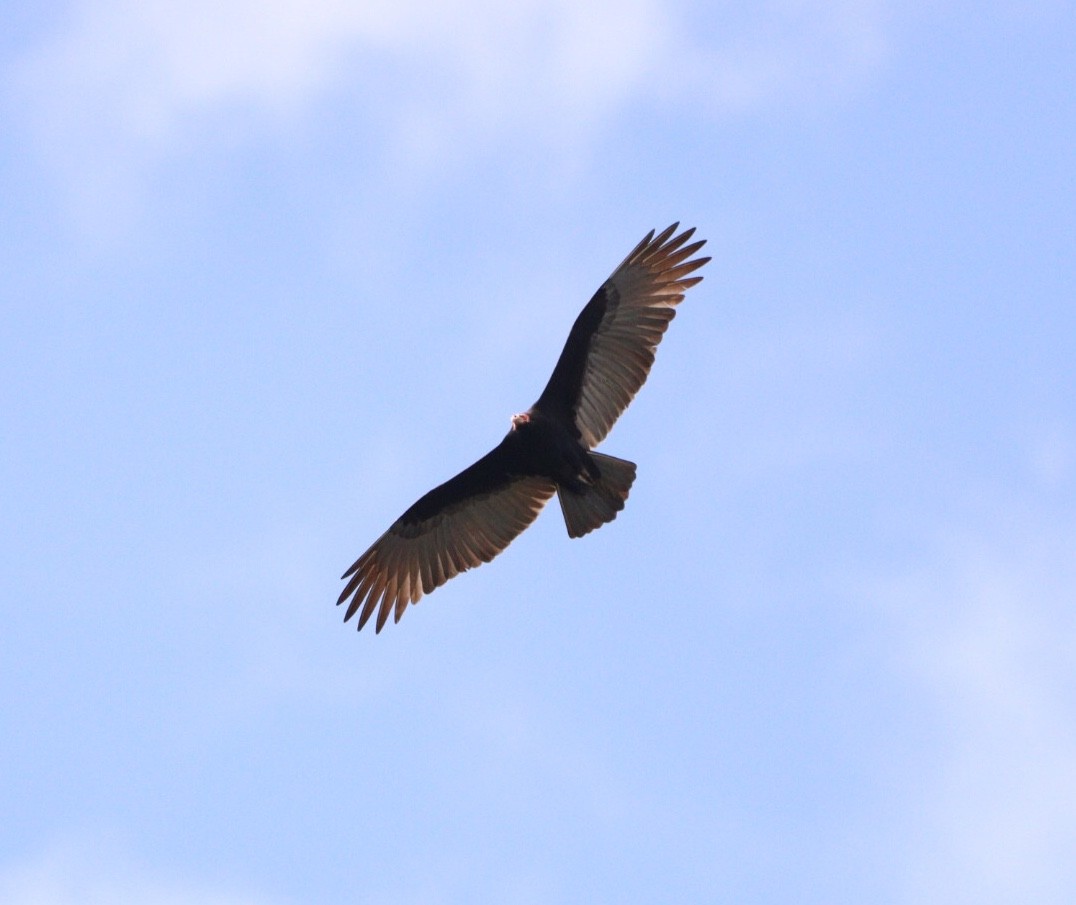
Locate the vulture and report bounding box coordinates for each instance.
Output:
[339,223,710,632]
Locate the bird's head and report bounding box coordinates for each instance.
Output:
[510,412,531,431]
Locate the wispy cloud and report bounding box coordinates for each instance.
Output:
[0,837,281,905]
[9,0,889,231]
[874,518,1076,903]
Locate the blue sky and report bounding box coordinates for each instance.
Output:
[2,1,1074,902]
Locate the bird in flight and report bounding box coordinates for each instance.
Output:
[339,223,710,632]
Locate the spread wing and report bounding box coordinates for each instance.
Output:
[535,223,710,448]
[337,439,556,632]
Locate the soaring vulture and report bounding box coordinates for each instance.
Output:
[339,223,709,631]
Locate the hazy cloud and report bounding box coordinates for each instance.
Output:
[9,0,889,229]
[878,520,1076,903]
[0,838,280,905]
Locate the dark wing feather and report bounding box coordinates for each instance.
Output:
[536,223,710,448]
[338,440,556,632]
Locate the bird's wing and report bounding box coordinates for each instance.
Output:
[338,441,556,632]
[536,223,710,448]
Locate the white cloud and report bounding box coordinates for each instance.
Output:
[9,0,889,231]
[0,837,280,905]
[11,0,672,171]
[874,520,1076,904]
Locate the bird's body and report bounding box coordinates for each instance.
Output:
[339,223,709,631]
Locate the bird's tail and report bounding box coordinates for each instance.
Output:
[557,452,637,539]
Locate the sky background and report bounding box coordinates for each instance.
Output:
[2,1,1075,903]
